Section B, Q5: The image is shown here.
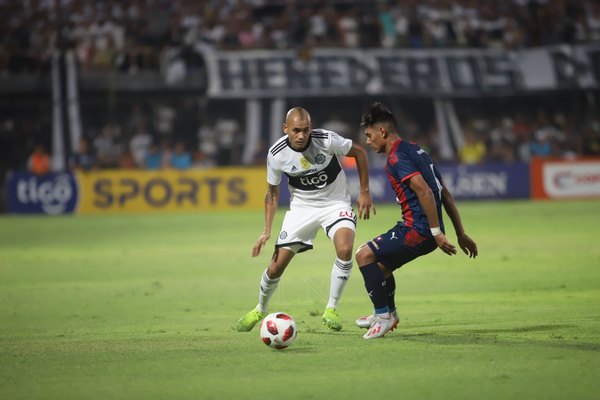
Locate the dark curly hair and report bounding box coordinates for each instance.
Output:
[360,102,398,133]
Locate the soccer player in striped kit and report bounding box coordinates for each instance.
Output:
[236,107,374,332]
[356,102,478,339]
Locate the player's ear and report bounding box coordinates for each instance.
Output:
[380,127,388,138]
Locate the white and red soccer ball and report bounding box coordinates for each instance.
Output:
[259,312,297,350]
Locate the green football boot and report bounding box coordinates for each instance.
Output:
[322,307,342,331]
[235,308,267,332]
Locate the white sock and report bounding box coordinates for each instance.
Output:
[375,311,391,319]
[326,258,352,309]
[257,269,280,313]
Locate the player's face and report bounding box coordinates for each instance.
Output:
[364,125,386,153]
[284,116,311,150]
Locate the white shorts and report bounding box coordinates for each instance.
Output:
[275,202,357,254]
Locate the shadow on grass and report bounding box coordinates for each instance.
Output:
[393,324,600,352]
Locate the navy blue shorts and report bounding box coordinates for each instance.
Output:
[366,224,437,271]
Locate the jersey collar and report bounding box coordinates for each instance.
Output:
[389,138,402,154]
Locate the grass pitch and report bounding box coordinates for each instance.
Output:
[1,200,599,400]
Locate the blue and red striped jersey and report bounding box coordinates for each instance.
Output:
[385,139,445,235]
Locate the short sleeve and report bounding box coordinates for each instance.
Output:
[266,155,282,186]
[389,151,420,183]
[327,132,353,155]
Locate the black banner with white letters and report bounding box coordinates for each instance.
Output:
[202,45,600,98]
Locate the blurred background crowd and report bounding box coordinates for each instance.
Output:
[2,0,599,75]
[1,0,600,177]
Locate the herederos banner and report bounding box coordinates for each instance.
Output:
[201,44,600,99]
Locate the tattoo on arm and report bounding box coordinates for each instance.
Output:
[265,185,278,206]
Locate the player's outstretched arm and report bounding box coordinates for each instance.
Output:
[409,174,457,256]
[252,184,279,257]
[440,185,478,258]
[346,143,375,219]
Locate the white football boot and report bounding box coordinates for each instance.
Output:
[363,314,398,340]
[355,310,399,330]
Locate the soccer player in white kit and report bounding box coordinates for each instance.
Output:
[236,107,375,332]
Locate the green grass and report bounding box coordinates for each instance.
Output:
[1,200,599,400]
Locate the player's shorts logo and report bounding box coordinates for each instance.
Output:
[279,231,288,239]
[314,154,326,164]
[339,210,357,222]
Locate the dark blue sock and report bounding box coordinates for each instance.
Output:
[359,262,389,314]
[386,274,396,312]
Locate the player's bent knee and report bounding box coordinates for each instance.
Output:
[355,245,376,266]
[335,244,353,261]
[332,227,354,261]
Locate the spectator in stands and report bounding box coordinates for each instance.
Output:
[486,117,517,163]
[582,120,600,155]
[197,119,217,167]
[145,143,162,170]
[338,7,360,47]
[359,10,381,48]
[93,121,123,168]
[407,12,425,48]
[459,129,486,164]
[27,144,50,175]
[529,130,553,158]
[175,98,200,150]
[154,102,176,139]
[530,111,565,157]
[214,115,240,166]
[119,148,137,169]
[169,141,192,170]
[378,3,396,48]
[588,1,600,42]
[145,142,163,170]
[68,137,95,171]
[129,120,153,168]
[5,0,600,78]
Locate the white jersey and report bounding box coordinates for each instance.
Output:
[267,129,353,208]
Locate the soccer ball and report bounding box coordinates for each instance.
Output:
[259,312,298,350]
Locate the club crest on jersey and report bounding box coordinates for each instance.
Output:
[314,154,326,164]
[300,157,311,170]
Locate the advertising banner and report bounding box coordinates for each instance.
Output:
[2,162,538,215]
[7,171,79,214]
[531,158,600,199]
[202,44,600,98]
[277,162,530,205]
[75,168,266,214]
[438,162,530,200]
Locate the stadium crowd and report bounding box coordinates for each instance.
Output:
[1,0,598,75]
[1,0,599,176]
[4,93,599,177]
